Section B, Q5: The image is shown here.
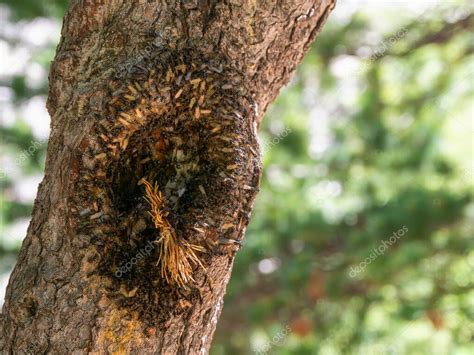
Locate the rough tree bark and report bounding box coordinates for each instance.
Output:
[0,1,335,353]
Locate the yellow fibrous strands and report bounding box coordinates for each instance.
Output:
[141,179,205,287]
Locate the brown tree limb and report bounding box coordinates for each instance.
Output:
[0,1,335,353]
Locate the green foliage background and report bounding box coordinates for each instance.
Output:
[0,1,472,354]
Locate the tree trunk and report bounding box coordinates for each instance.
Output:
[0,1,335,353]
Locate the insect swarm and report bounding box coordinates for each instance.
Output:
[69,43,261,324]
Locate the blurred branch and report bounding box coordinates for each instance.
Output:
[344,13,473,60]
[392,13,474,58]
